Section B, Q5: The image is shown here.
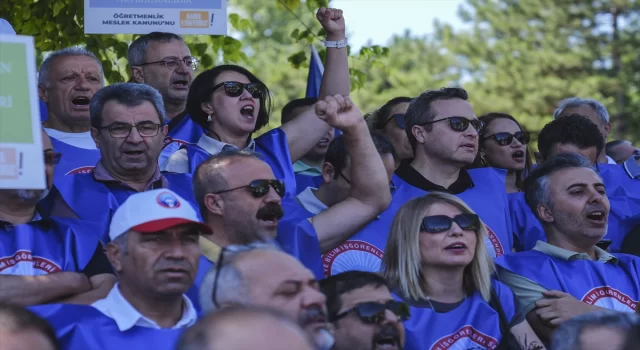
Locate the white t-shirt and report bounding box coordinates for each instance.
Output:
[44,128,97,150]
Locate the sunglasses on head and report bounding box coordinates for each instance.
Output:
[211,81,263,99]
[421,213,480,233]
[424,117,485,134]
[214,179,285,198]
[485,131,529,146]
[382,114,405,129]
[333,301,410,324]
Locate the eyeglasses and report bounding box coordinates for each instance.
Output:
[138,57,199,71]
[420,213,480,233]
[97,122,162,138]
[333,301,410,323]
[338,172,396,193]
[44,152,62,165]
[423,117,485,134]
[211,81,264,99]
[484,131,529,146]
[214,179,285,198]
[382,113,405,129]
[211,241,278,308]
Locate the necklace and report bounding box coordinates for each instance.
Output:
[425,296,437,312]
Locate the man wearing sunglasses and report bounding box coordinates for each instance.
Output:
[128,32,204,169]
[52,83,197,244]
[0,130,116,306]
[320,271,407,350]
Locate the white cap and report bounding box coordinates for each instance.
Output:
[109,189,210,241]
[0,19,16,35]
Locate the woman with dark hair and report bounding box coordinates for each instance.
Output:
[163,8,350,198]
[473,112,533,193]
[367,97,414,162]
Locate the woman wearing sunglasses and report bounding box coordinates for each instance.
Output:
[366,97,414,164]
[382,192,544,350]
[473,113,533,193]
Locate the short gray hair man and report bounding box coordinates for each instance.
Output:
[38,47,104,87]
[551,311,639,350]
[89,82,167,129]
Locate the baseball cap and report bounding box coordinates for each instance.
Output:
[0,19,16,35]
[109,189,211,241]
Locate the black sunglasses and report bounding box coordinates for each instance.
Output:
[423,117,485,134]
[214,179,285,198]
[420,213,480,233]
[212,81,263,99]
[382,113,405,129]
[484,131,529,146]
[333,301,410,324]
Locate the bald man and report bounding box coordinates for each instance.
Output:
[176,305,315,350]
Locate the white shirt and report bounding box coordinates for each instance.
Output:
[44,128,97,150]
[606,155,617,164]
[296,187,328,215]
[163,133,256,173]
[92,283,197,331]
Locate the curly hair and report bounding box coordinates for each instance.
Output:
[537,113,604,161]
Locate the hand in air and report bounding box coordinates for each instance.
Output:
[315,94,363,131]
[316,7,345,38]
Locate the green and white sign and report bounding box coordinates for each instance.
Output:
[0,35,45,189]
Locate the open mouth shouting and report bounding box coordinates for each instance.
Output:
[240,104,255,119]
[71,96,91,110]
[170,78,190,90]
[511,150,525,163]
[585,208,607,226]
[444,241,468,254]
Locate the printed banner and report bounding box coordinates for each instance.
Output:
[0,35,46,190]
[84,0,227,35]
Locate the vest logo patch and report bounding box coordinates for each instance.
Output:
[163,136,188,148]
[322,240,383,277]
[581,286,638,312]
[485,224,504,257]
[430,325,498,350]
[66,166,95,175]
[156,191,181,208]
[0,250,62,275]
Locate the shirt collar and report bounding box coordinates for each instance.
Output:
[533,240,619,264]
[200,235,221,263]
[295,187,328,215]
[606,155,617,165]
[395,159,474,194]
[92,160,167,190]
[197,133,256,155]
[92,283,197,331]
[293,160,322,176]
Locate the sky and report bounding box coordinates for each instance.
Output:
[332,0,467,50]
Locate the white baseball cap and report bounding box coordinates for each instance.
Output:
[109,189,211,241]
[0,19,16,35]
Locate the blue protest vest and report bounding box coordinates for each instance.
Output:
[276,198,324,279]
[49,137,101,182]
[0,217,99,276]
[160,113,204,169]
[399,281,515,350]
[599,164,640,199]
[322,168,512,277]
[496,250,640,312]
[30,304,184,350]
[54,170,196,243]
[40,100,48,122]
[185,255,214,314]
[294,173,322,195]
[184,128,296,198]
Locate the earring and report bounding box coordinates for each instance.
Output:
[480,153,487,166]
[207,114,212,123]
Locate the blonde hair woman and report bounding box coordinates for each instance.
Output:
[383,192,544,350]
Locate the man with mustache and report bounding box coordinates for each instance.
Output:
[0,130,115,305]
[199,247,335,350]
[496,153,640,344]
[38,47,103,180]
[128,32,203,169]
[320,271,406,350]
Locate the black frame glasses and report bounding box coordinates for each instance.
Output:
[211,81,264,99]
[382,113,405,129]
[484,131,530,146]
[333,301,410,324]
[44,151,62,165]
[211,241,278,308]
[138,57,199,71]
[214,179,285,198]
[423,117,485,134]
[420,213,480,233]
[97,122,162,138]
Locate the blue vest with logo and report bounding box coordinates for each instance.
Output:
[0,217,99,276]
[185,255,214,315]
[159,114,204,169]
[49,137,101,182]
[30,304,184,350]
[277,198,324,279]
[54,170,196,243]
[322,168,512,277]
[184,128,296,198]
[496,250,640,312]
[294,173,322,195]
[399,281,515,350]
